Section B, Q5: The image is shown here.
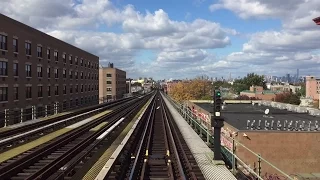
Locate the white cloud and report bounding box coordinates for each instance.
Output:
[209,0,320,77]
[0,0,237,78]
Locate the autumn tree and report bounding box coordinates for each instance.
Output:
[274,92,301,105]
[169,78,213,102]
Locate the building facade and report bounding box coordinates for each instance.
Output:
[0,14,99,125]
[306,75,320,100]
[99,63,126,103]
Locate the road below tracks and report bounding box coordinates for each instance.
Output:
[105,92,205,180]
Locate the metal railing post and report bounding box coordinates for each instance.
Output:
[258,154,261,176]
[34,106,37,119]
[232,138,236,174]
[20,108,23,123]
[4,109,8,127]
[45,105,48,117]
[31,106,35,120]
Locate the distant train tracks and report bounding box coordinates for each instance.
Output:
[0,97,135,152]
[0,94,152,180]
[105,92,204,179]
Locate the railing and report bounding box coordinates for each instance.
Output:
[163,93,296,180]
[0,99,102,128]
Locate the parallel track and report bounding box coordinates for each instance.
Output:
[105,92,205,180]
[0,94,152,180]
[0,97,134,151]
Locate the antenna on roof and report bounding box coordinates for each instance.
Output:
[277,120,281,130]
[251,120,256,130]
[257,120,261,130]
[271,120,274,130]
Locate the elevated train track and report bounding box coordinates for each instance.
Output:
[104,92,204,180]
[0,93,152,180]
[0,97,136,152]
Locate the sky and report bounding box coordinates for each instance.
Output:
[2,0,320,80]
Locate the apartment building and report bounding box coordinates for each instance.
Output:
[0,14,99,125]
[306,75,320,100]
[99,63,126,103]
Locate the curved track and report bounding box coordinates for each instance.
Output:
[0,94,152,180]
[0,97,135,151]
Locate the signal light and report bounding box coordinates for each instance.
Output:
[214,90,222,116]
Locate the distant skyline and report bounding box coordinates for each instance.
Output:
[2,0,320,79]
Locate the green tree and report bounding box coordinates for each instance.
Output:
[233,73,266,94]
[296,85,306,97]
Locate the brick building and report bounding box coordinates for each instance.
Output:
[0,14,99,126]
[186,100,320,176]
[99,63,126,103]
[306,75,320,100]
[240,86,278,100]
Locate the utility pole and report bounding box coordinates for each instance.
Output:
[211,88,224,160]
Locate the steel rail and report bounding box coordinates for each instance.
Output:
[0,96,146,179]
[163,97,198,180]
[128,97,156,179]
[161,97,187,180]
[0,97,133,139]
[45,95,151,180]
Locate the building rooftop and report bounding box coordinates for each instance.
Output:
[241,90,281,94]
[194,103,319,131]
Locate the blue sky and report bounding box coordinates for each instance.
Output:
[2,0,320,80]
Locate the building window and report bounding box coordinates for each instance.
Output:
[63,85,67,94]
[106,74,112,77]
[0,61,8,76]
[47,49,51,59]
[69,70,73,79]
[80,59,83,66]
[26,86,32,99]
[13,39,18,52]
[63,69,66,78]
[25,64,32,77]
[37,66,43,77]
[54,51,58,61]
[13,63,18,76]
[75,85,78,93]
[48,86,51,97]
[88,73,90,79]
[107,81,112,84]
[75,57,78,65]
[55,85,59,95]
[81,72,83,79]
[54,68,59,78]
[25,42,31,55]
[37,46,42,58]
[107,87,112,91]
[75,71,78,79]
[62,54,66,63]
[69,55,73,64]
[38,86,43,97]
[47,67,50,78]
[70,85,73,93]
[0,35,7,50]
[0,87,8,102]
[14,87,18,100]
[81,84,83,92]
